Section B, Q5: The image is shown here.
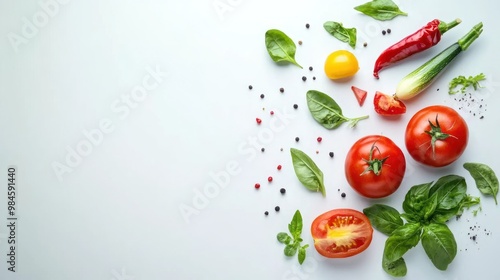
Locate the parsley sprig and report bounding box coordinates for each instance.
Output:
[448,73,486,94]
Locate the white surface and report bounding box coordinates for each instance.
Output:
[1,0,499,279]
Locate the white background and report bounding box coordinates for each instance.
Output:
[1,0,499,279]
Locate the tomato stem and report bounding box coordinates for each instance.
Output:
[425,115,452,159]
[361,140,388,176]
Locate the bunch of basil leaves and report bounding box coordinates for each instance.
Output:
[364,175,480,277]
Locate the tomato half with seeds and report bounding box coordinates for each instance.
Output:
[405,105,469,167]
[374,91,406,115]
[311,209,373,258]
[345,135,406,198]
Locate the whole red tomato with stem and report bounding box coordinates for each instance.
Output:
[345,135,406,198]
[405,105,468,167]
[311,209,373,258]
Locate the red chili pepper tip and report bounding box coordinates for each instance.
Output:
[317,137,322,142]
[254,183,261,189]
[277,165,282,170]
[268,176,273,182]
[256,118,262,124]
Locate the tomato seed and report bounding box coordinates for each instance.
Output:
[363,42,367,47]
[268,176,273,182]
[256,118,262,124]
[298,40,302,45]
[255,183,261,189]
[277,165,282,170]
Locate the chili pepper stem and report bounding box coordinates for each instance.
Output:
[438,18,462,34]
[458,22,483,51]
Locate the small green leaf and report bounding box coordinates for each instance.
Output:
[402,182,432,218]
[429,175,467,211]
[298,246,307,265]
[284,244,298,257]
[323,21,357,49]
[382,256,407,277]
[363,204,403,235]
[354,0,408,21]
[449,73,486,94]
[384,223,422,263]
[464,162,499,205]
[421,223,457,270]
[306,90,368,129]
[265,29,302,68]
[288,210,303,239]
[290,148,326,196]
[277,232,292,244]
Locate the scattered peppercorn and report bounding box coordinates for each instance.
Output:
[305,23,310,29]
[261,147,265,152]
[387,28,391,34]
[312,76,316,80]
[268,176,273,182]
[255,183,261,189]
[317,137,322,143]
[302,76,307,81]
[341,192,346,198]
[363,42,367,47]
[295,137,300,142]
[277,165,282,170]
[309,66,313,71]
[293,104,298,109]
[256,118,262,124]
[249,85,253,90]
[264,211,269,216]
[298,40,302,45]
[279,87,284,93]
[382,30,386,35]
[315,150,319,154]
[280,148,284,152]
[280,188,286,194]
[270,110,274,115]
[329,152,334,158]
[260,94,265,99]
[275,206,280,212]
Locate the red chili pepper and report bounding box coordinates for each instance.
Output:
[373,19,461,79]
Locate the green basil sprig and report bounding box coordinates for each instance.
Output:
[354,0,408,21]
[464,162,499,205]
[290,148,326,196]
[276,210,309,264]
[306,90,368,129]
[265,29,302,68]
[323,21,357,49]
[364,174,480,277]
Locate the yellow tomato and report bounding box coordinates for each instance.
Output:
[324,50,359,80]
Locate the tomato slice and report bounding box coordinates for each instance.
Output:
[374,91,406,115]
[311,209,373,258]
[351,86,367,106]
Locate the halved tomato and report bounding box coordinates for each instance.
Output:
[374,91,406,115]
[311,209,373,258]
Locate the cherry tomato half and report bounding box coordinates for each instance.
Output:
[324,50,359,80]
[345,135,406,198]
[374,91,406,116]
[311,209,373,258]
[405,105,469,167]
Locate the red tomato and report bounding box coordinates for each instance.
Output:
[311,209,373,258]
[374,91,406,115]
[345,135,406,198]
[405,105,468,167]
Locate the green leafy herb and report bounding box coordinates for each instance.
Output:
[354,0,408,21]
[323,21,357,49]
[306,90,368,129]
[290,148,325,196]
[464,162,499,205]
[448,73,486,94]
[363,204,404,236]
[364,174,480,277]
[265,29,302,68]
[276,210,309,264]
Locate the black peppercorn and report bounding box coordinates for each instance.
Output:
[275,206,280,212]
[293,104,298,109]
[280,188,286,194]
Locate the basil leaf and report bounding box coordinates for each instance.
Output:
[290,148,326,196]
[463,162,499,205]
[323,21,357,49]
[284,244,297,257]
[298,245,308,265]
[422,194,439,221]
[277,232,292,244]
[306,90,368,129]
[429,175,467,211]
[354,0,408,21]
[363,204,403,236]
[421,224,457,271]
[402,182,432,217]
[383,223,422,263]
[265,29,302,68]
[288,210,303,239]
[382,256,407,277]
